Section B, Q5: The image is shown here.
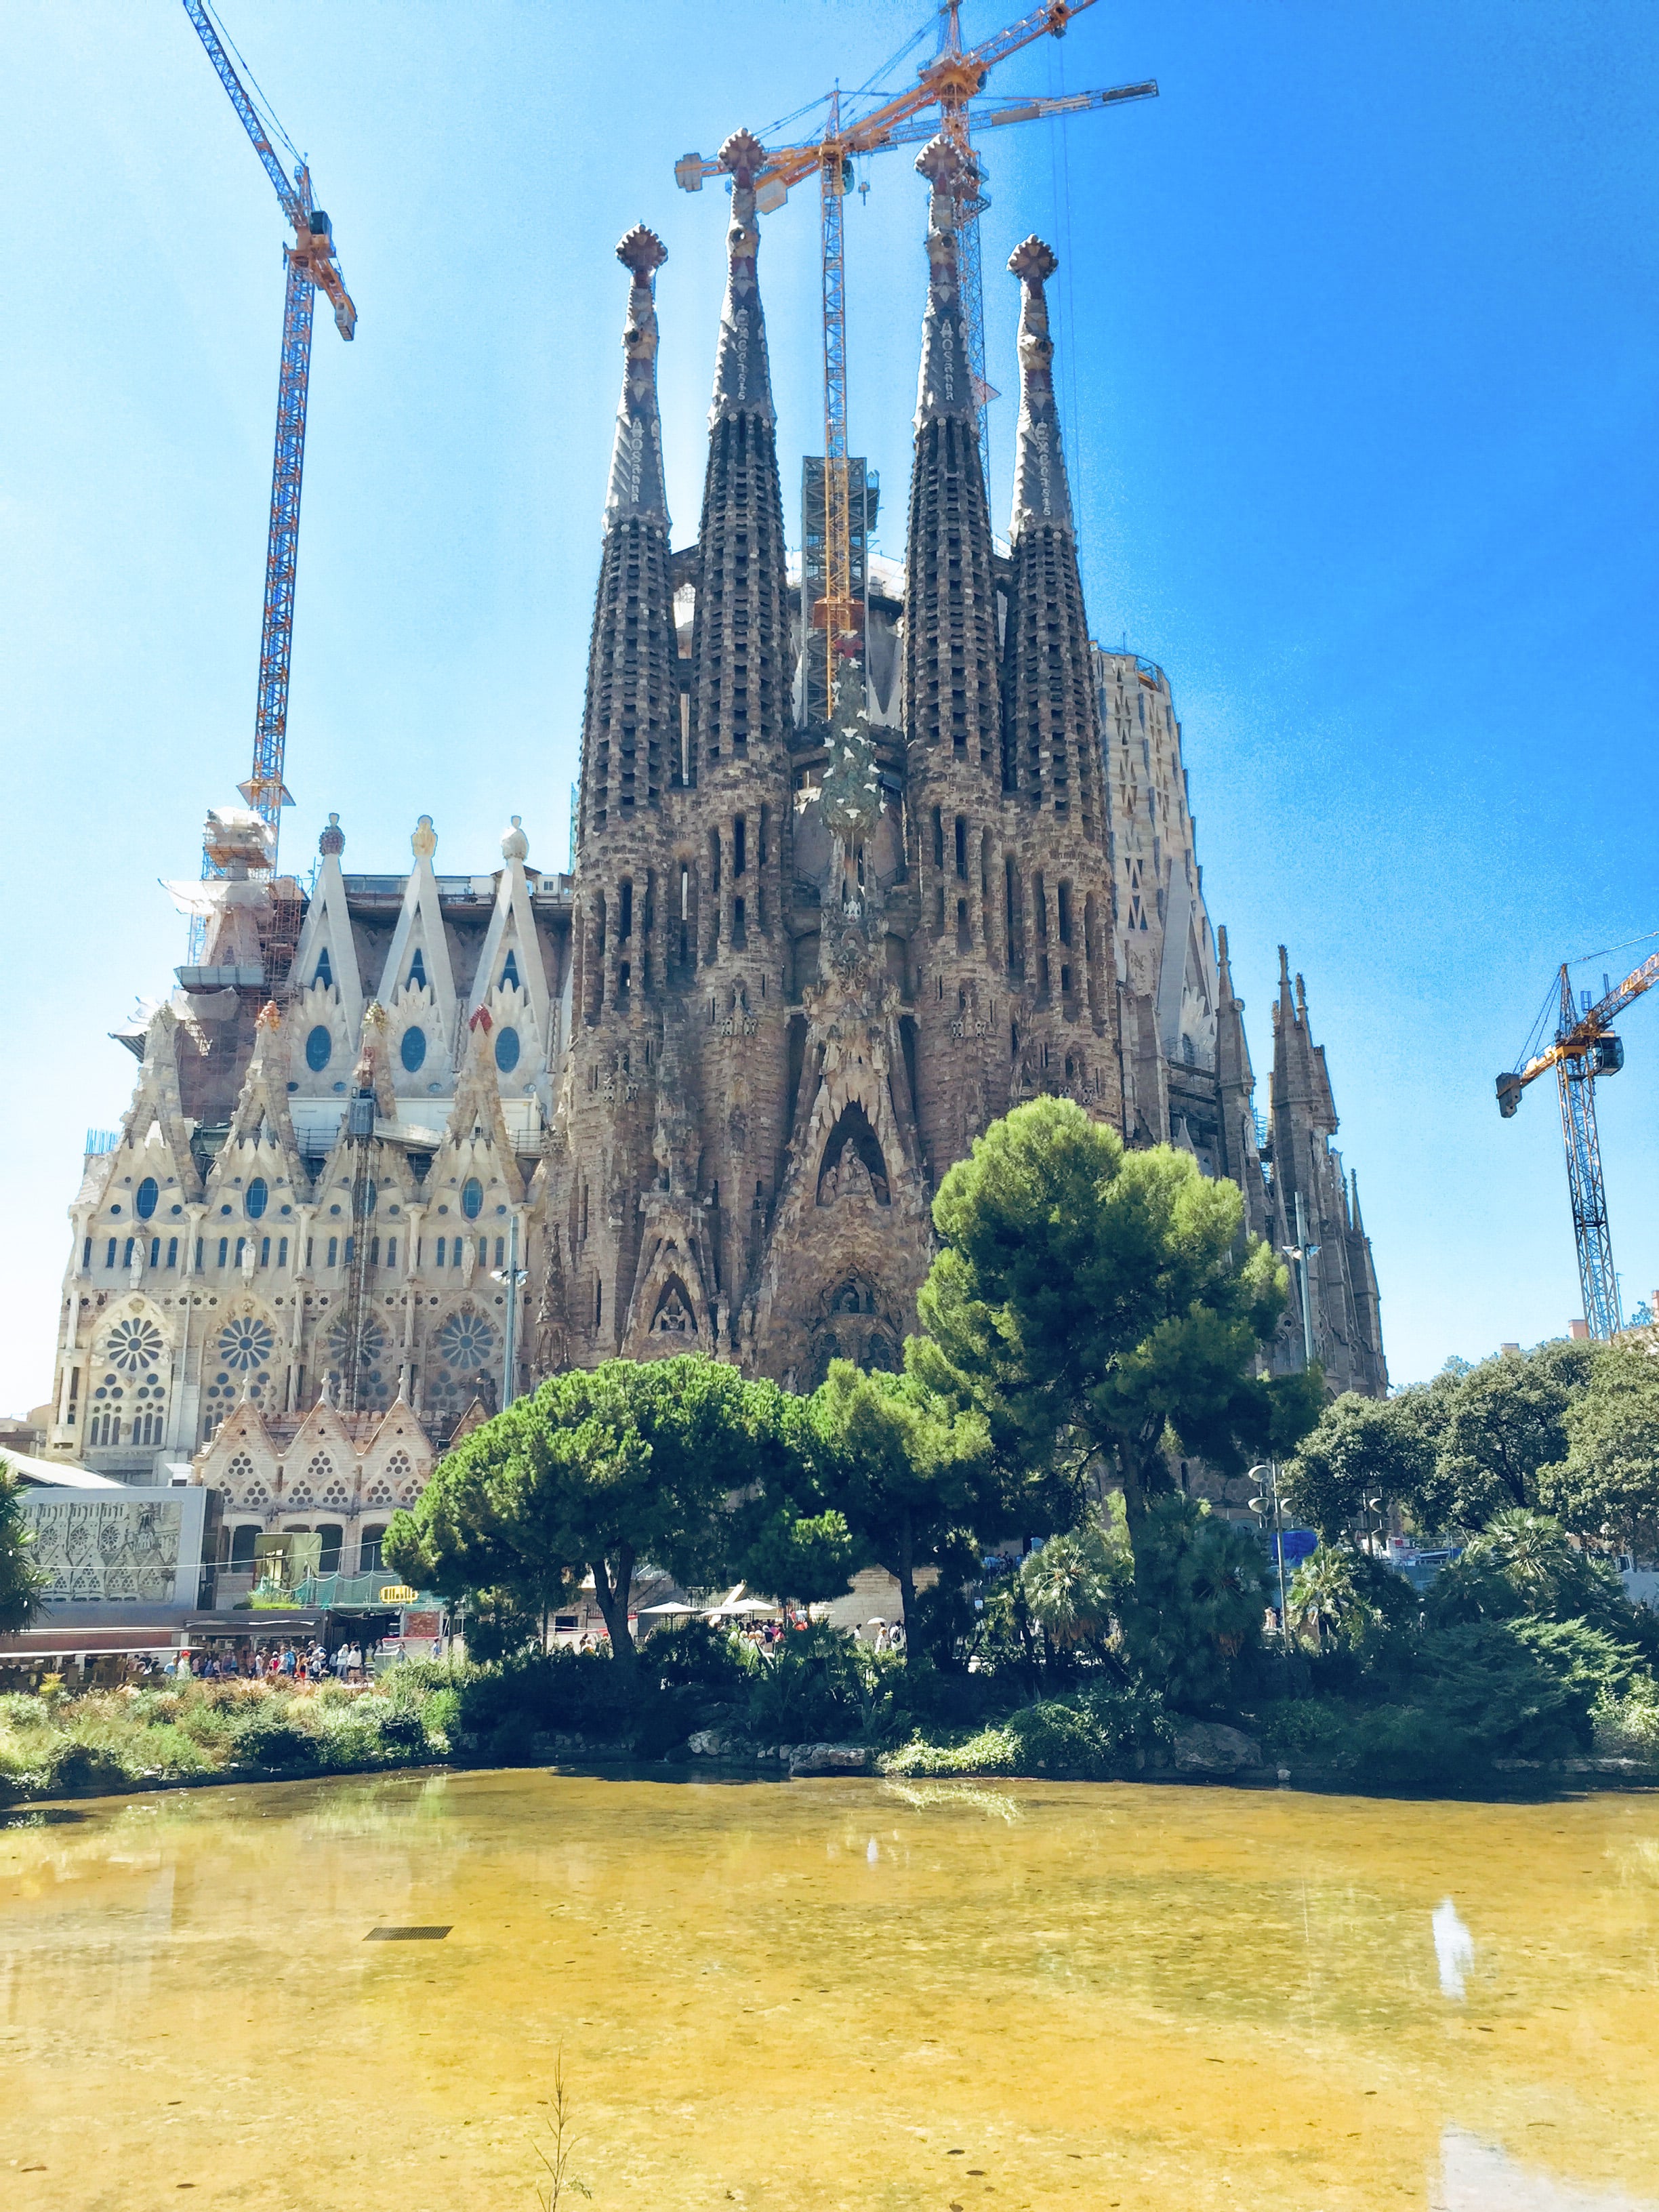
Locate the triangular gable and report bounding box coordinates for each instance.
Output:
[469,855,552,1053]
[290,848,364,1040]
[377,830,458,1061]
[226,1004,304,1160]
[285,1395,364,1471]
[364,1397,437,1473]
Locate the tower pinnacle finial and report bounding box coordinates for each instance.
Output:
[709,130,774,426]
[914,136,977,430]
[1008,234,1073,537]
[605,224,670,527]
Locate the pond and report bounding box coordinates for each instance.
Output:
[2,1770,1656,2210]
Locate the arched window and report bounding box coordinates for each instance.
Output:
[313,948,333,990]
[245,1179,268,1220]
[501,949,520,989]
[408,947,427,989]
[401,1026,427,1073]
[494,1027,520,1073]
[461,1177,484,1219]
[360,1525,388,1575]
[136,1178,159,1221]
[229,1524,259,1572]
[306,1025,332,1072]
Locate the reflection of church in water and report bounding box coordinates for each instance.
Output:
[41,134,1385,1561]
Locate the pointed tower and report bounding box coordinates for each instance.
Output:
[687,130,792,819]
[1212,924,1271,1239]
[572,225,680,1031]
[901,140,1015,1174]
[994,235,1122,1128]
[1267,951,1386,1394]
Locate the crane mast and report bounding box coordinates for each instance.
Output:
[1496,944,1659,1340]
[676,0,1154,725]
[181,0,354,921]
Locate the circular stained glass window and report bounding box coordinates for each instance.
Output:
[216,1315,276,1372]
[104,1317,163,1372]
[434,1309,497,1372]
[461,1178,484,1220]
[494,1026,520,1073]
[401,1026,427,1073]
[246,1178,268,1220]
[306,1025,332,1072]
[135,1178,159,1221]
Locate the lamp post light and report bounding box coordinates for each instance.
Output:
[1281,1191,1320,1368]
[489,1212,530,1411]
[1248,1460,1292,1659]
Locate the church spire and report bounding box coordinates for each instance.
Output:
[1007,234,1073,536]
[688,129,791,787]
[605,224,670,528]
[999,236,1103,827]
[577,227,680,838]
[709,130,775,426]
[903,137,1000,779]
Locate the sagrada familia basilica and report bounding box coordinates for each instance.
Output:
[41,133,1385,1555]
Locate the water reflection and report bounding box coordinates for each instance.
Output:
[0,1774,1655,2211]
[1437,2129,1658,2211]
[1433,1896,1476,1998]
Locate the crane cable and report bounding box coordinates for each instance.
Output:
[201,0,303,173]
[1508,928,1659,1073]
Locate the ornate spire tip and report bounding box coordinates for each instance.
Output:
[718,129,765,180]
[1009,234,1058,283]
[915,134,966,190]
[617,224,667,279]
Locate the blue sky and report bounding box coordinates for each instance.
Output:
[3,0,1656,1417]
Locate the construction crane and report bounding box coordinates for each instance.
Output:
[182,0,355,921]
[676,0,1155,722]
[1496,941,1659,1339]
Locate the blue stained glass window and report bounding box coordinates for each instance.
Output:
[401,1025,427,1073]
[136,1177,159,1221]
[462,1177,484,1220]
[314,948,333,989]
[246,1178,268,1219]
[409,947,427,989]
[494,1026,520,1073]
[501,949,520,989]
[306,1025,332,1072]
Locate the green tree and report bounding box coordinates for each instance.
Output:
[1114,1492,1269,1709]
[1019,1507,1131,1658]
[1539,1345,1659,1555]
[801,1360,1000,1650]
[1284,1541,1416,1652]
[1425,1507,1637,1639]
[1280,1393,1434,1541]
[1403,1342,1597,1536]
[0,1460,47,1634]
[388,1355,787,1675]
[918,1098,1320,1568]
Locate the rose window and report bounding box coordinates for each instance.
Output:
[217,1315,276,1372]
[426,1309,500,1422]
[325,1313,392,1408]
[105,1317,163,1373]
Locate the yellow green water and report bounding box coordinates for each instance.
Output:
[3,1770,1658,2211]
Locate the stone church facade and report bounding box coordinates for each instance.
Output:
[41,132,1385,1555]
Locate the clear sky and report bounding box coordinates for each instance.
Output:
[3,0,1656,1419]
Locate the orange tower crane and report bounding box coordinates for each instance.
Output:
[182,0,355,939]
[676,0,1155,720]
[1496,941,1659,1338]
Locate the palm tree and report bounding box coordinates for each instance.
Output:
[0,1460,48,1634]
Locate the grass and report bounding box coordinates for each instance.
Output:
[0,1671,455,1803]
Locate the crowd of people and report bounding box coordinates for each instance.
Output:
[171,1637,380,1683]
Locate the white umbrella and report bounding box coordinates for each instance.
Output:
[712,1597,781,1616]
[638,1600,694,1616]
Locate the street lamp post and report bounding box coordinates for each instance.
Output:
[1249,1460,1292,1661]
[490,1213,530,1412]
